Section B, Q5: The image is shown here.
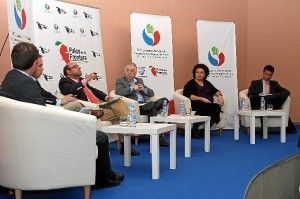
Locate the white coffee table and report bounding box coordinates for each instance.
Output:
[150,114,211,157]
[234,110,286,144]
[101,123,176,180]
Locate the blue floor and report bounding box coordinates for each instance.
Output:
[1,126,299,199]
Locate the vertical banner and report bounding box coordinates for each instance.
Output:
[6,0,107,94]
[196,20,238,129]
[130,13,174,99]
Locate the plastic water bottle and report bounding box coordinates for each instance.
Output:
[128,103,136,127]
[179,99,185,117]
[241,97,246,111]
[260,97,265,111]
[162,99,168,117]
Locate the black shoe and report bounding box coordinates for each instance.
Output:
[159,136,169,146]
[120,146,140,156]
[92,180,121,190]
[111,172,125,182]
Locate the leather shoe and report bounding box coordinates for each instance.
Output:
[111,172,125,182]
[159,136,169,146]
[120,146,140,156]
[92,180,121,190]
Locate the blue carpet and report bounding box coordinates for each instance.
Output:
[1,126,299,199]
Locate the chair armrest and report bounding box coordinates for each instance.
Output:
[0,97,97,190]
[174,89,191,114]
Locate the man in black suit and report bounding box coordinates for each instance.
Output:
[0,41,124,189]
[248,64,296,133]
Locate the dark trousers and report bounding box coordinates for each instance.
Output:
[95,131,114,184]
[250,93,289,110]
[140,97,168,120]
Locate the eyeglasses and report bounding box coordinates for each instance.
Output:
[68,64,80,70]
[125,69,136,73]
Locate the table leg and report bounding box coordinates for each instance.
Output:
[185,122,191,158]
[124,134,131,167]
[204,120,210,152]
[234,114,239,140]
[280,115,286,143]
[263,117,268,139]
[152,134,160,179]
[170,128,176,170]
[250,116,256,144]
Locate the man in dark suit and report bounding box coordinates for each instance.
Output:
[248,64,296,133]
[0,41,124,189]
[115,63,169,146]
[59,62,140,156]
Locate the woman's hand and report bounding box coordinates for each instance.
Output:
[202,98,211,103]
[217,95,224,105]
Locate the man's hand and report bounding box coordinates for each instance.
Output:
[86,73,97,81]
[61,94,77,105]
[105,96,113,102]
[136,84,144,92]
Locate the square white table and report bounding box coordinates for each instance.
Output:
[234,110,286,144]
[101,123,177,180]
[150,114,211,157]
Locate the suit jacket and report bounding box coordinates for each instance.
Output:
[248,79,290,99]
[59,77,107,102]
[0,69,45,106]
[115,76,154,102]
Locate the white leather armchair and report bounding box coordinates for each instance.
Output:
[239,89,290,129]
[174,89,227,135]
[55,90,119,145]
[0,96,97,199]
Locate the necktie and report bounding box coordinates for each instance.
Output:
[83,86,99,104]
[265,81,270,95]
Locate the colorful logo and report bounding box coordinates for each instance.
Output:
[73,9,78,15]
[149,66,157,76]
[54,24,59,30]
[14,0,27,30]
[142,24,160,46]
[208,46,225,66]
[55,41,70,64]
[45,4,50,10]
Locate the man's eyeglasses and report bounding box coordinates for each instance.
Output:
[68,64,80,70]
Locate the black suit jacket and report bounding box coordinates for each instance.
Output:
[0,70,45,106]
[248,79,290,99]
[59,77,107,102]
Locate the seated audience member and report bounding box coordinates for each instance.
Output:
[59,62,139,156]
[0,41,124,189]
[115,63,169,146]
[183,64,224,139]
[248,65,296,133]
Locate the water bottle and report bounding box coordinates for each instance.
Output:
[179,99,185,116]
[240,97,246,111]
[162,99,168,117]
[260,97,265,111]
[128,103,136,127]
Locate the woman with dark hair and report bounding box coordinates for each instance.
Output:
[183,64,224,139]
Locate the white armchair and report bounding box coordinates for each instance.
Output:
[174,89,227,135]
[239,89,290,130]
[55,90,119,145]
[0,96,97,199]
[109,90,161,144]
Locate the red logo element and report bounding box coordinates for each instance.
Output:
[55,41,70,64]
[149,66,157,76]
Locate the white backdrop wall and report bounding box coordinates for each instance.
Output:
[197,20,238,129]
[6,0,107,94]
[130,13,174,99]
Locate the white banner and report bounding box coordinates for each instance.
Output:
[130,13,174,99]
[6,0,107,94]
[196,20,238,129]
